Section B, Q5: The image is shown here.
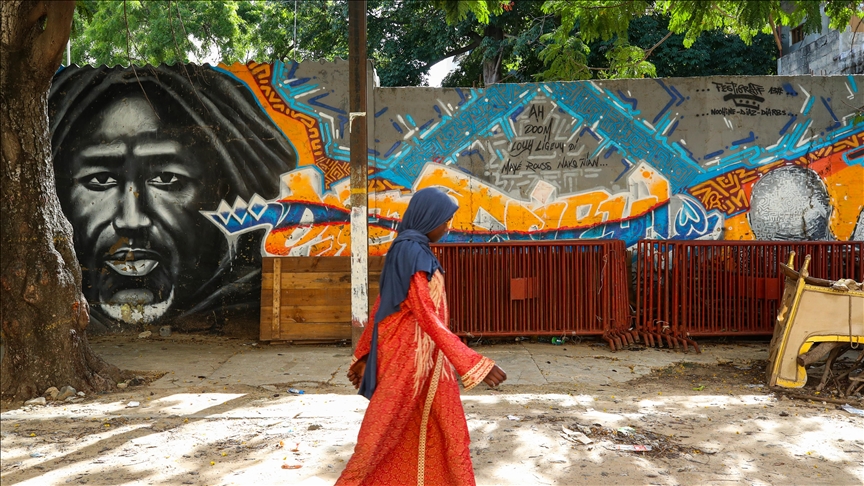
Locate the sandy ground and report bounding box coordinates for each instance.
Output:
[1,335,863,486]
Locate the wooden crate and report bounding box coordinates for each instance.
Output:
[260,256,384,342]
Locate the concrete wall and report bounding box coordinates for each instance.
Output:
[779,29,864,75]
[48,62,864,333]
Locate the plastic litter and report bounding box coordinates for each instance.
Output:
[281,464,302,469]
[551,337,563,345]
[615,445,652,452]
[507,415,520,421]
[561,426,592,445]
[841,404,864,416]
[288,388,305,395]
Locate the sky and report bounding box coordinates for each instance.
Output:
[427,56,457,87]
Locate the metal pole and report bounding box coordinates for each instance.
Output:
[348,0,368,350]
[66,39,71,66]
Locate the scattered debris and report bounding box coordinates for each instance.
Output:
[138,331,152,339]
[24,397,46,406]
[562,422,698,458]
[561,426,592,445]
[288,388,305,395]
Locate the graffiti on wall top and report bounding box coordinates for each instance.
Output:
[49,62,864,331]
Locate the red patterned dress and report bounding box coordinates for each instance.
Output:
[336,271,495,486]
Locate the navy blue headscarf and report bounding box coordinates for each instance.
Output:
[359,187,458,399]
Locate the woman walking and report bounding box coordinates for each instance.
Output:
[337,187,507,486]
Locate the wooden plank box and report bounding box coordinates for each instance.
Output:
[260,256,384,342]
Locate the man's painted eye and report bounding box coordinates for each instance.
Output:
[81,173,117,190]
[149,172,180,186]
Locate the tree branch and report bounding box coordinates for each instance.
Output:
[709,3,739,22]
[587,30,672,73]
[444,37,482,60]
[643,29,673,58]
[768,10,782,57]
[33,0,75,81]
[426,31,483,67]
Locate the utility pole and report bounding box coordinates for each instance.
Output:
[348,0,368,350]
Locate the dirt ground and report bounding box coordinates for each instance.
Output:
[1,336,863,486]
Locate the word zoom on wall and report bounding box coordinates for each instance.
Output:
[48,62,863,336]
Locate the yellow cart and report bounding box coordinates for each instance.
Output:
[767,253,864,389]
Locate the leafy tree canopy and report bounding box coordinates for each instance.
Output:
[69,0,864,86]
[535,0,864,80]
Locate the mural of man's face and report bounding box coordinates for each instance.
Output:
[63,95,221,324]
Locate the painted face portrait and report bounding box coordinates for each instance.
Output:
[50,65,297,332]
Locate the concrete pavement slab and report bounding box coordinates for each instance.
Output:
[91,335,240,389]
[88,335,770,394]
[207,346,353,388]
[477,347,546,386]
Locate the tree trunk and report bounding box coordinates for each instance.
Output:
[481,24,504,86]
[1,0,122,402]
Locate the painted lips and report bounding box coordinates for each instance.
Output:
[105,249,160,276]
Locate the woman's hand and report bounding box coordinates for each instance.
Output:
[347,356,367,389]
[482,364,507,388]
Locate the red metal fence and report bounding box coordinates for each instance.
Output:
[432,240,630,341]
[635,241,863,342]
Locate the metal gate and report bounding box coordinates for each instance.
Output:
[635,241,863,342]
[432,240,629,341]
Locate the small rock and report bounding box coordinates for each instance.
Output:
[128,376,145,386]
[56,385,77,401]
[25,397,46,406]
[29,452,44,458]
[159,326,171,337]
[43,387,60,400]
[260,385,278,392]
[138,331,152,339]
[117,383,127,389]
[307,424,322,431]
[127,401,140,408]
[76,391,85,397]
[779,411,789,417]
